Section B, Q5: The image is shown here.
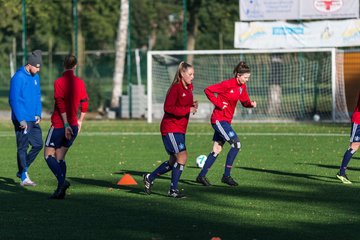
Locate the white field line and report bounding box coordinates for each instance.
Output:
[80,132,348,137]
[0,131,348,137]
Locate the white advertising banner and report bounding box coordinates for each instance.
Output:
[300,0,359,20]
[240,0,359,21]
[234,19,360,49]
[240,0,298,21]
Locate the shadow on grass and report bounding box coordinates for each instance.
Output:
[1,172,360,240]
[113,169,147,177]
[187,166,202,169]
[68,176,118,188]
[68,174,177,197]
[68,176,146,196]
[295,162,360,171]
[0,176,27,193]
[113,169,208,187]
[237,166,338,183]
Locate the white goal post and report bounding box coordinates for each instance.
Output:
[147,48,349,123]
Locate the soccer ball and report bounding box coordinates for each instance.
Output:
[196,155,207,168]
[313,114,320,122]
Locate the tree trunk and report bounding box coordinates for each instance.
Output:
[111,0,129,108]
[186,0,201,63]
[77,0,85,78]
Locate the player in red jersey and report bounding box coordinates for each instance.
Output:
[337,92,360,184]
[143,61,198,198]
[196,61,256,187]
[44,55,89,199]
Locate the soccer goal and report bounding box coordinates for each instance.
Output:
[147,48,350,123]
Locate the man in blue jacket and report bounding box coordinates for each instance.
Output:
[9,50,44,186]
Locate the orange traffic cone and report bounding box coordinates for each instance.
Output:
[117,173,138,185]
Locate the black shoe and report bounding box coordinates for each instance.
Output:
[49,180,71,200]
[196,175,212,186]
[58,180,71,199]
[143,173,153,195]
[168,189,186,198]
[221,175,238,186]
[49,189,62,199]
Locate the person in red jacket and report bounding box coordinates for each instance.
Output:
[44,54,89,199]
[144,61,197,198]
[196,61,256,187]
[337,92,360,184]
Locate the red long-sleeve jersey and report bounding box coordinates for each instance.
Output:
[51,70,89,128]
[205,77,253,124]
[160,82,194,135]
[352,92,360,124]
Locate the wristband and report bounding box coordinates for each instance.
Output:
[64,123,70,128]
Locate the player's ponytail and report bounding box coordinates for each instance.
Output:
[233,61,250,76]
[64,55,77,70]
[172,61,193,85]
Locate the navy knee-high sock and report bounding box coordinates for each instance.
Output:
[199,152,218,177]
[224,147,240,177]
[340,148,356,175]
[170,162,184,190]
[45,156,64,188]
[149,161,173,182]
[59,160,67,180]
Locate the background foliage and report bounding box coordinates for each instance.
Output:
[0,0,240,113]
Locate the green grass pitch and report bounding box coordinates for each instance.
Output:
[0,120,359,240]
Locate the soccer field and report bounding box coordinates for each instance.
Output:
[0,120,359,240]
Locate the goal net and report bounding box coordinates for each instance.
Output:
[147,49,349,123]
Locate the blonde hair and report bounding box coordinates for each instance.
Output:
[172,61,193,85]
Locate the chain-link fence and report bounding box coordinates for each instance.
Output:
[1,49,148,118]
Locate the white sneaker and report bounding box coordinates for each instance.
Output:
[20,178,37,187]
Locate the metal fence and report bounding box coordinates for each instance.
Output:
[1,49,148,117]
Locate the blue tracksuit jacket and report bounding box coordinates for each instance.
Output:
[8,66,42,122]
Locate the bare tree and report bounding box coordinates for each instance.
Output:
[111,0,129,108]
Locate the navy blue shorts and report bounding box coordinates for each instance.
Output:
[212,120,239,145]
[45,126,79,148]
[350,123,360,143]
[162,133,186,155]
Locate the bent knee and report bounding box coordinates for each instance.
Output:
[176,151,188,165]
[351,143,360,152]
[44,154,55,160]
[44,148,56,159]
[213,145,223,154]
[229,138,241,149]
